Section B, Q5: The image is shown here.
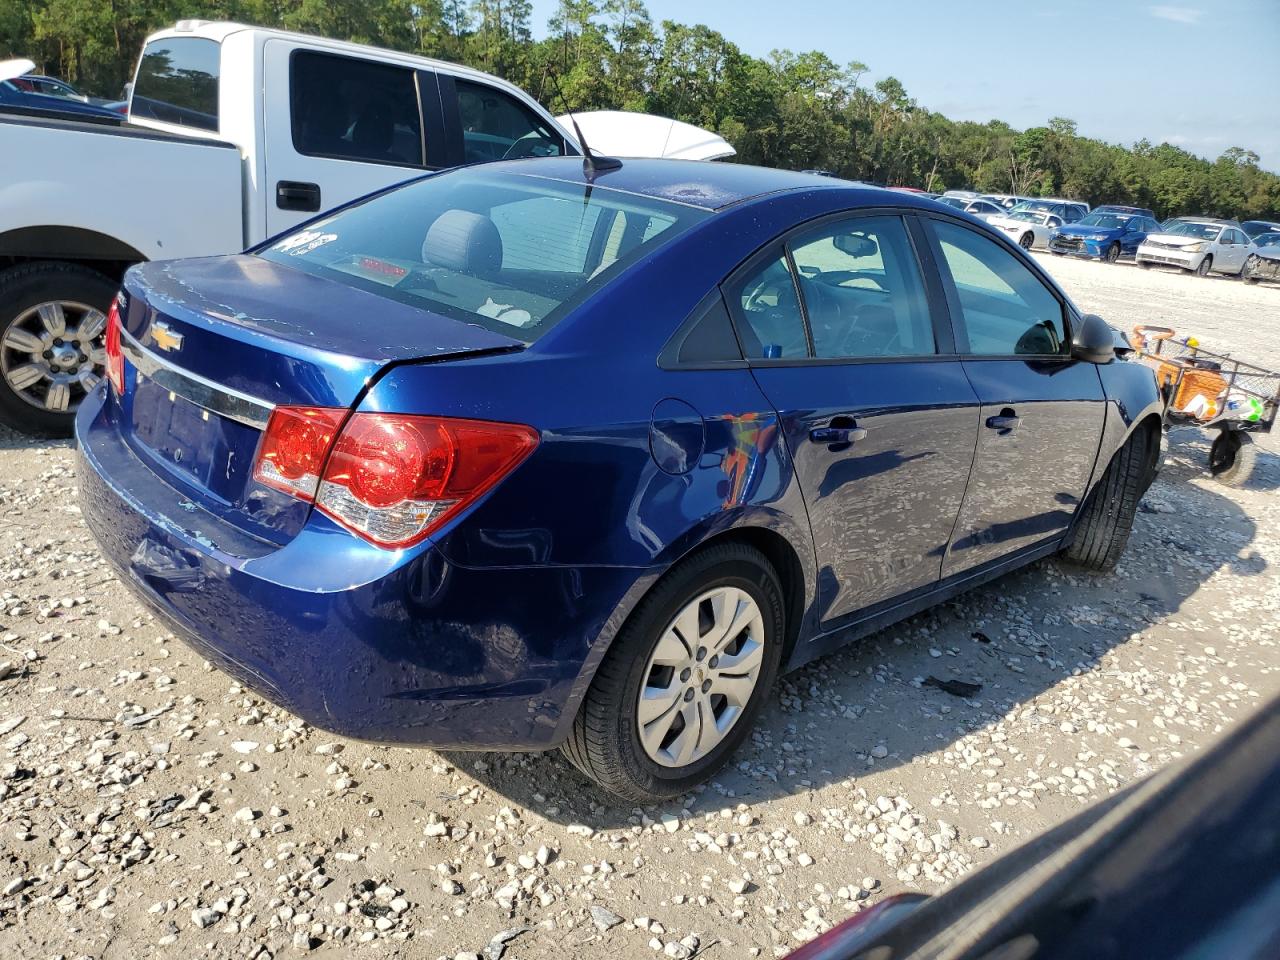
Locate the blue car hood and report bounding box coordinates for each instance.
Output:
[1055,224,1123,239]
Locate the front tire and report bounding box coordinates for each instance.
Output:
[1062,427,1156,572]
[0,262,117,437]
[1195,255,1213,277]
[561,542,785,803]
[1019,232,1034,250]
[1104,243,1121,264]
[1210,430,1256,487]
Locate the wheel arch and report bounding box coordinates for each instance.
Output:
[0,226,147,283]
[548,509,816,748]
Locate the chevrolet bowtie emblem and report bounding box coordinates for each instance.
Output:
[151,322,184,352]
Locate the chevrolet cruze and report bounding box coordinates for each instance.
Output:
[76,159,1163,801]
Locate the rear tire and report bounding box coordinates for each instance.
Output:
[1195,255,1213,277]
[1062,427,1155,572]
[0,262,117,437]
[561,542,785,803]
[1209,430,1256,487]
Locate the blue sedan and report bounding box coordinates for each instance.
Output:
[1048,211,1162,262]
[76,158,1163,801]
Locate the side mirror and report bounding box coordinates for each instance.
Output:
[1072,313,1116,364]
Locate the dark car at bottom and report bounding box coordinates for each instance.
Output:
[787,694,1280,960]
[76,158,1163,801]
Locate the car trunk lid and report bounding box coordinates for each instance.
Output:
[117,255,522,545]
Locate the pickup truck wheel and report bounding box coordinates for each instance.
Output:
[1062,427,1155,573]
[0,263,116,437]
[560,542,784,803]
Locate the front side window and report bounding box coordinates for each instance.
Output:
[291,51,423,166]
[789,216,935,358]
[257,169,705,343]
[131,37,220,132]
[454,79,564,164]
[931,220,1067,356]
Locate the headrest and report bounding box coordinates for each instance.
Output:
[422,210,504,276]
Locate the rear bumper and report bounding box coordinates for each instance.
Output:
[75,386,647,750]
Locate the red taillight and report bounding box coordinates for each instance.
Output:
[105,295,124,395]
[253,407,346,501]
[253,408,538,549]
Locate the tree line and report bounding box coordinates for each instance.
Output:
[6,0,1279,220]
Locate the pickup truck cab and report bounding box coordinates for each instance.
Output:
[0,21,727,435]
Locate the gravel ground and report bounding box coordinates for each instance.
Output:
[0,257,1276,960]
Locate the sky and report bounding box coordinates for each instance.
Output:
[528,0,1280,171]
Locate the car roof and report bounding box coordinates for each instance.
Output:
[498,157,875,211]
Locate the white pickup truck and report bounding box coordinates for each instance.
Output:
[0,20,733,435]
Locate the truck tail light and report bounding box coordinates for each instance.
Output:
[105,295,125,395]
[253,408,538,549]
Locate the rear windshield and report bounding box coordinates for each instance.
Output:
[257,169,708,342]
[131,37,220,132]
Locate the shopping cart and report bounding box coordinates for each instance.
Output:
[1132,325,1277,486]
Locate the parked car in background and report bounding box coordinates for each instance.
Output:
[0,58,122,121]
[786,694,1280,960]
[1136,218,1252,277]
[1092,203,1157,219]
[987,209,1064,249]
[9,73,116,106]
[934,196,1006,222]
[1048,210,1161,262]
[940,189,981,201]
[76,158,1161,802]
[0,21,721,436]
[1242,232,1280,283]
[979,193,1034,209]
[1008,198,1089,223]
[1242,219,1280,240]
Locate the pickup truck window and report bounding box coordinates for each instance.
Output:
[291,51,424,167]
[454,78,565,164]
[131,37,220,132]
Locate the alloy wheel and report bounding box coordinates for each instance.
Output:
[636,586,766,768]
[1,300,106,413]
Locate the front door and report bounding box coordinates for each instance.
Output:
[923,217,1107,576]
[725,214,980,626]
[263,41,437,237]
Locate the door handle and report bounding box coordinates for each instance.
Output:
[810,416,868,447]
[985,409,1022,433]
[276,181,322,212]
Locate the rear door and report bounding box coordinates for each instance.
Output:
[263,41,444,236]
[725,213,980,627]
[923,217,1105,576]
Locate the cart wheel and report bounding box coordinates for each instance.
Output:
[1209,430,1256,488]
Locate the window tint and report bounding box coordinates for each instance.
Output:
[132,37,220,132]
[932,220,1067,356]
[291,51,423,166]
[730,254,808,359]
[790,216,935,358]
[455,79,564,164]
[258,169,704,343]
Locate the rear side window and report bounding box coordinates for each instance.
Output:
[291,51,423,166]
[931,220,1067,356]
[131,37,220,132]
[256,169,705,342]
[454,79,565,164]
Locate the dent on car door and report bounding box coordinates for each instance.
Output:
[925,218,1106,576]
[726,214,980,629]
